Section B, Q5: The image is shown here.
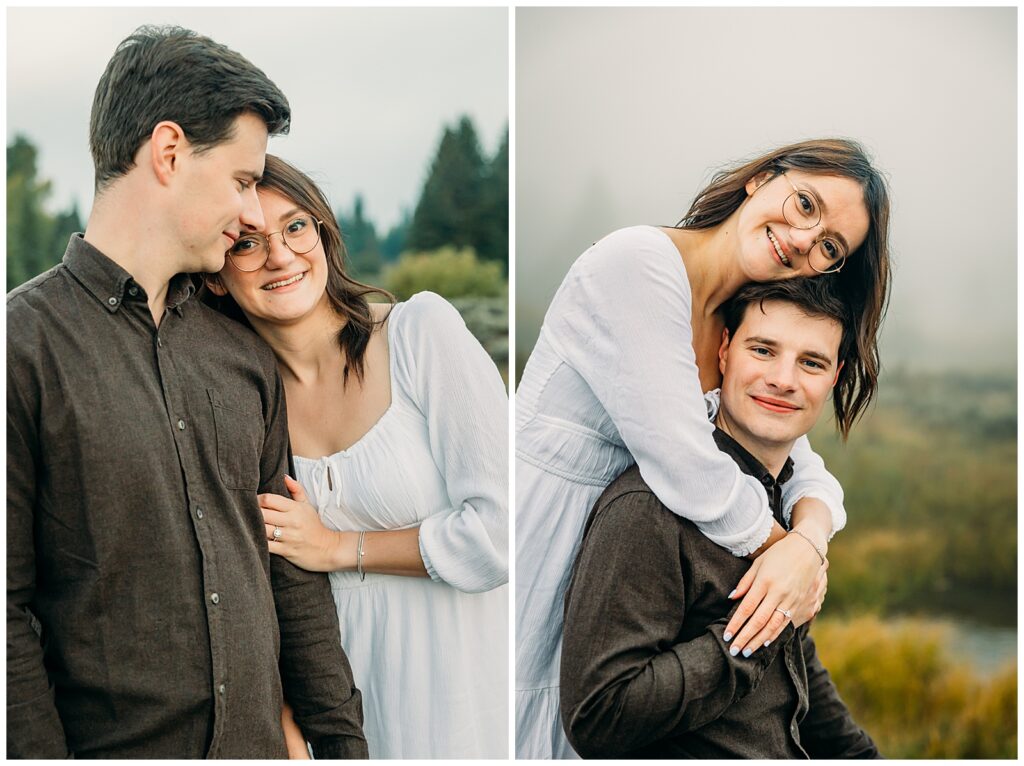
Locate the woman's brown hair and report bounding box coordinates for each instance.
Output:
[677,138,891,439]
[202,154,394,384]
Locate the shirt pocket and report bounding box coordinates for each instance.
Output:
[208,388,263,491]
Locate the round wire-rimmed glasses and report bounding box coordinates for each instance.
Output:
[780,172,847,274]
[227,214,324,272]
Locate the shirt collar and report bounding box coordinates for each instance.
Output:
[62,234,195,315]
[711,427,796,488]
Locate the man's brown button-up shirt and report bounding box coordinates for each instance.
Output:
[7,235,367,758]
[561,429,879,759]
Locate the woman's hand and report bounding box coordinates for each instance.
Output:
[790,558,828,628]
[723,532,825,657]
[281,701,311,759]
[260,476,350,572]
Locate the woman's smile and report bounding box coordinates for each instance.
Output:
[766,228,792,268]
[261,271,307,291]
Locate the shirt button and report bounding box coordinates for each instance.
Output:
[157,337,163,348]
[196,507,204,519]
[210,592,220,605]
[128,285,139,297]
[107,297,118,306]
[219,683,226,695]
[177,419,186,430]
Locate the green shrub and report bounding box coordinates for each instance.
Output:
[813,615,1017,758]
[383,247,505,300]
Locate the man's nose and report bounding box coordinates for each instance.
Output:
[764,359,798,391]
[239,187,265,232]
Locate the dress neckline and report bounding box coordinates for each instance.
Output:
[294,299,406,463]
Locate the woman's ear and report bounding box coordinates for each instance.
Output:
[744,171,775,196]
[204,274,228,297]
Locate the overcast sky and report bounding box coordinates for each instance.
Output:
[516,7,1016,374]
[7,7,508,231]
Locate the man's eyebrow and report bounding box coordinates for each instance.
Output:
[802,180,850,254]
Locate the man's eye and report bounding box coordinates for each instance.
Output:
[752,347,771,356]
[802,359,825,371]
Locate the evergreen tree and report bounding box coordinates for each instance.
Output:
[380,210,410,263]
[7,135,80,291]
[407,116,486,253]
[476,125,508,270]
[338,194,382,279]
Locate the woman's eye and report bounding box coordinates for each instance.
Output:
[822,239,840,260]
[231,237,259,254]
[798,193,816,216]
[287,217,308,234]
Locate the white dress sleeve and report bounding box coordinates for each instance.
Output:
[392,291,509,593]
[782,435,846,538]
[543,226,843,555]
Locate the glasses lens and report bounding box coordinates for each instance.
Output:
[809,239,846,274]
[783,189,822,230]
[282,215,320,254]
[228,236,269,271]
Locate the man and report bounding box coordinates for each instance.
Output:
[560,278,880,758]
[7,27,367,758]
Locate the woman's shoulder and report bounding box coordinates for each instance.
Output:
[388,291,470,357]
[389,290,463,331]
[595,224,677,250]
[575,225,685,277]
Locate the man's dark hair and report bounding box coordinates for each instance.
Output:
[89,25,290,191]
[721,278,858,439]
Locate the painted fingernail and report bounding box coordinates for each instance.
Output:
[764,640,772,647]
[742,648,753,658]
[729,645,740,657]
[728,589,737,599]
[723,631,733,642]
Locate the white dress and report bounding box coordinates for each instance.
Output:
[514,226,846,758]
[294,292,508,759]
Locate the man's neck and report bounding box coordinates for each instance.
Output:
[712,410,794,480]
[84,185,181,326]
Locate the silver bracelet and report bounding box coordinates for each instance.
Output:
[356,531,367,581]
[788,528,826,566]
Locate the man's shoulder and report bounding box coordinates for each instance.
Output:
[7,264,72,346]
[7,263,68,311]
[588,464,687,540]
[187,299,278,367]
[595,464,657,510]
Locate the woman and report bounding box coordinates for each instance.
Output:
[204,155,508,759]
[515,139,890,758]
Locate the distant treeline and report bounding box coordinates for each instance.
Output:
[809,369,1016,623]
[7,115,509,292]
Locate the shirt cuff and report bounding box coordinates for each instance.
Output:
[310,735,369,759]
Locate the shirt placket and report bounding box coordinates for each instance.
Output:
[155,307,229,756]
